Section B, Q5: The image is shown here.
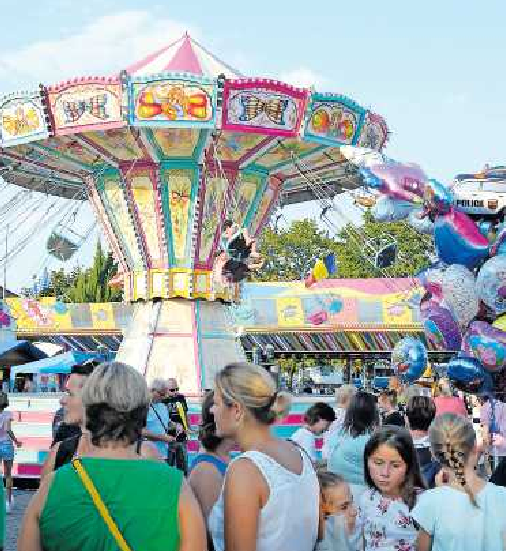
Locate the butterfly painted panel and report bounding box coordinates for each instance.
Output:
[0,92,49,147]
[222,80,309,137]
[48,81,124,135]
[160,168,194,264]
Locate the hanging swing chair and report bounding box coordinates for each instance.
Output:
[46,223,93,261]
[374,238,398,269]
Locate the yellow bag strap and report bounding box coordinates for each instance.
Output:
[176,401,188,432]
[72,458,133,551]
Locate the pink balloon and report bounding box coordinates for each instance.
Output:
[369,162,426,204]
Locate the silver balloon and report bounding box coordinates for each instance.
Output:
[442,264,478,329]
[408,209,434,234]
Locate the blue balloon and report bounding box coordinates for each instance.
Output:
[360,167,384,190]
[391,337,428,382]
[447,355,485,392]
[324,253,336,275]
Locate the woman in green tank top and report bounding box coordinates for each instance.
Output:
[18,362,206,551]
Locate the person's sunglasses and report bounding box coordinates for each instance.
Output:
[168,387,179,391]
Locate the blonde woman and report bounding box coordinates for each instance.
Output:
[209,362,319,551]
[322,384,356,461]
[413,413,506,551]
[18,362,206,551]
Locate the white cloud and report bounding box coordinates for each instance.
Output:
[0,11,198,91]
[279,67,329,89]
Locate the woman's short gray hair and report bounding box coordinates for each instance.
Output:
[81,362,150,446]
[82,362,150,412]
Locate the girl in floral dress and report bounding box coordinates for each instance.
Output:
[357,426,425,551]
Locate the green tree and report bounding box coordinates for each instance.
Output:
[68,240,122,303]
[254,212,434,281]
[252,219,338,282]
[335,210,434,278]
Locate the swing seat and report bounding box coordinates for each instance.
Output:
[46,229,80,261]
[374,241,397,269]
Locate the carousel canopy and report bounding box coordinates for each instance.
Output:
[0,34,389,301]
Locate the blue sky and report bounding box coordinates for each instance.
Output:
[0,0,505,291]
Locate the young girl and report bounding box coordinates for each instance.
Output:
[413,413,506,551]
[0,392,21,512]
[316,471,358,551]
[358,426,425,551]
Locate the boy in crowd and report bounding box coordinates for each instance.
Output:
[291,402,336,462]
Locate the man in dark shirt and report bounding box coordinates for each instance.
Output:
[162,378,189,474]
[378,389,406,427]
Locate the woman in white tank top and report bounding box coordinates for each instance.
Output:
[209,363,319,551]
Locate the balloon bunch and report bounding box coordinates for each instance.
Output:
[416,243,506,393]
[356,154,506,394]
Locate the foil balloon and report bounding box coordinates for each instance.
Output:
[421,303,462,351]
[490,225,506,257]
[494,315,506,331]
[368,162,426,204]
[434,208,489,270]
[462,321,506,372]
[391,337,428,382]
[447,355,486,393]
[372,196,413,222]
[408,209,434,234]
[417,267,444,300]
[475,256,506,316]
[442,264,479,329]
[423,179,453,215]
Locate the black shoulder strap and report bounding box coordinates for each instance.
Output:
[54,435,80,470]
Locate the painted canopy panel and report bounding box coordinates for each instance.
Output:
[159,166,197,266]
[81,128,147,163]
[147,128,201,158]
[213,132,269,163]
[98,171,143,269]
[0,91,49,147]
[253,138,322,170]
[46,79,124,135]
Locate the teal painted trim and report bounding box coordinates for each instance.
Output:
[143,129,163,160]
[34,143,93,171]
[184,164,200,268]
[243,170,269,230]
[195,301,205,390]
[201,331,237,339]
[194,129,210,162]
[159,169,175,266]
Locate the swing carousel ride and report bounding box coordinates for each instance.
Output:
[0,34,390,393]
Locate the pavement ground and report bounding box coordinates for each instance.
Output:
[5,490,33,551]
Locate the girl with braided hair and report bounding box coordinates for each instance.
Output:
[413,413,506,551]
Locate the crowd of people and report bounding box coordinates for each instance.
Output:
[0,359,503,550]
